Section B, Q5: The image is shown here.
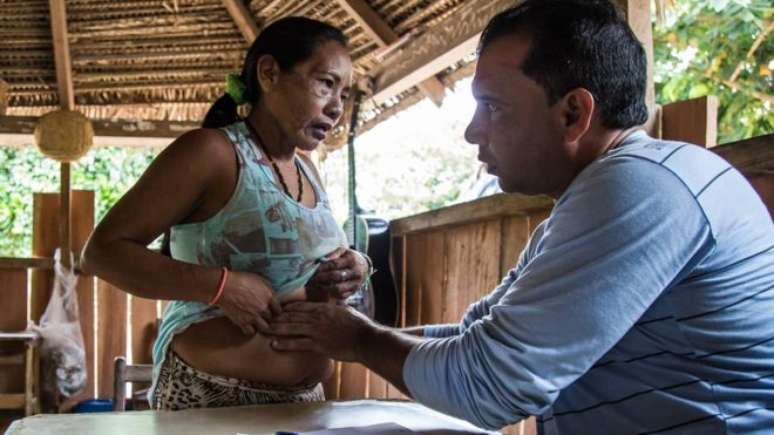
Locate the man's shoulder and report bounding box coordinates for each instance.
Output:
[598,131,732,198]
[587,131,771,247]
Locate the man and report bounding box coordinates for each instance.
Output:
[268,0,774,433]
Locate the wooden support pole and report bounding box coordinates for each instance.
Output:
[59,163,71,268]
[49,0,76,267]
[0,79,8,116]
[662,96,719,147]
[615,0,655,119]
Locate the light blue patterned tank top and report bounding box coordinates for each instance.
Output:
[149,121,347,402]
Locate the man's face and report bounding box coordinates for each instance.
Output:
[465,34,575,196]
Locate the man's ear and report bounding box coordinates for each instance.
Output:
[559,88,594,144]
[256,54,280,94]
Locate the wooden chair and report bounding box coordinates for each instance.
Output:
[0,332,41,416]
[112,356,152,411]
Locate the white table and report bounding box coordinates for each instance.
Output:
[5,400,495,435]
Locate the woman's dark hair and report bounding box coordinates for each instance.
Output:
[201,16,348,129]
[479,0,648,129]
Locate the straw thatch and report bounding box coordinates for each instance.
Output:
[1,0,482,149]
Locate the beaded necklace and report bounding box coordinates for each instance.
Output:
[245,119,303,202]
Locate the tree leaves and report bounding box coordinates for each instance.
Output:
[653,0,773,143]
[0,147,157,257]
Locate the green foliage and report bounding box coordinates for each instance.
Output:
[0,147,156,257]
[652,0,773,143]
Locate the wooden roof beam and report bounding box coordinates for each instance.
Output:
[48,0,75,110]
[369,0,656,110]
[222,0,261,43]
[334,0,447,106]
[367,0,517,106]
[0,115,197,148]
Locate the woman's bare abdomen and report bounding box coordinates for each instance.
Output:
[170,287,332,387]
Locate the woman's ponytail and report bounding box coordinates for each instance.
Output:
[201,94,240,129]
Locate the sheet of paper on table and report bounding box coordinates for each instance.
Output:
[239,422,489,435]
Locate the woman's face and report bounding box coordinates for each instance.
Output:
[263,40,353,151]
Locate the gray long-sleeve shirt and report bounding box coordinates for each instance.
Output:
[403,131,774,434]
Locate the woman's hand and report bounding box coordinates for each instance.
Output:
[306,248,369,302]
[215,271,281,335]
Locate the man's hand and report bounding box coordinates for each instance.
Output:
[306,248,369,302]
[268,301,374,361]
[270,301,422,398]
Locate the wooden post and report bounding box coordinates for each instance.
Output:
[59,164,71,269]
[48,0,76,269]
[615,0,655,114]
[24,341,40,415]
[0,79,7,116]
[661,96,719,147]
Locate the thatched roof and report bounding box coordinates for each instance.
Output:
[1,0,510,147]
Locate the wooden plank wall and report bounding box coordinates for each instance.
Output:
[386,203,553,435]
[0,269,28,395]
[0,190,164,412]
[324,205,554,410]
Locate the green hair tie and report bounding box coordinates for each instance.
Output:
[225,73,247,105]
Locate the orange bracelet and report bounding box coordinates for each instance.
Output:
[209,267,229,306]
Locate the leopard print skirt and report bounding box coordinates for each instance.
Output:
[152,349,325,410]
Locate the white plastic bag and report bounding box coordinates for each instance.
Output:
[29,248,87,398]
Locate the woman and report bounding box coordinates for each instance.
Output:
[81,17,369,410]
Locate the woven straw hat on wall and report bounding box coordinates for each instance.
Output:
[34,109,94,162]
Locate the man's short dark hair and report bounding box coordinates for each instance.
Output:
[479,0,649,129]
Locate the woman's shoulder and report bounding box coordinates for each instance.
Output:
[160,127,235,168]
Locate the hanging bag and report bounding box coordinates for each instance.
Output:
[29,248,87,398]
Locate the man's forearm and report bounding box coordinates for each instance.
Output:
[355,324,426,397]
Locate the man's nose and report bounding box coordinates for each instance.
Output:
[464,112,487,146]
